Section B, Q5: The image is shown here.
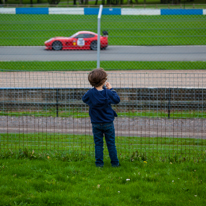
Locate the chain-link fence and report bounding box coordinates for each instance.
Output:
[0,8,206,158]
[0,10,206,70]
[1,11,206,47]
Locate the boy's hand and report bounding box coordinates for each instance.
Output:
[106,82,112,90]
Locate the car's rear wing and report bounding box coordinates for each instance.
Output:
[102,30,108,37]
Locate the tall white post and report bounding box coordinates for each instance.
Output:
[97,5,103,68]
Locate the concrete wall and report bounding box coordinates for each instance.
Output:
[0,8,205,15]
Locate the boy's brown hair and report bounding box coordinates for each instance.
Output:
[88,68,107,87]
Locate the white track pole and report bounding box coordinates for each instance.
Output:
[97,5,103,68]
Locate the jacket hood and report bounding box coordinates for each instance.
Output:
[91,88,111,109]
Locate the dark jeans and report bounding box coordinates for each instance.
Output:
[92,122,119,167]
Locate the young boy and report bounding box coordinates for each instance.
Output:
[82,68,120,167]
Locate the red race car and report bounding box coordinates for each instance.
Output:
[44,31,108,51]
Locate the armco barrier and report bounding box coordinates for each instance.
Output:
[16,7,49,14]
[1,88,206,118]
[0,8,15,14]
[84,8,121,15]
[121,8,160,15]
[161,9,203,15]
[49,8,84,15]
[0,8,206,15]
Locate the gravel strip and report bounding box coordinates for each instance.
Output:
[0,116,205,139]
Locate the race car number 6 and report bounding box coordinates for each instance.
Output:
[77,38,85,46]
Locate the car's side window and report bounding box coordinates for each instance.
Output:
[75,34,84,38]
[75,33,95,39]
[84,34,95,38]
[83,34,90,38]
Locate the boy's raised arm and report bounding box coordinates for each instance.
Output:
[108,89,120,104]
[106,82,120,104]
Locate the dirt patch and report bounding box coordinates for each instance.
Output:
[1,70,206,88]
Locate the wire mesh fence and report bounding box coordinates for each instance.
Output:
[0,9,206,159]
[0,72,206,158]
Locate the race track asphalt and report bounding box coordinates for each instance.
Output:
[0,46,206,61]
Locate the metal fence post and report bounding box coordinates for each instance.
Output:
[168,88,171,119]
[56,89,59,117]
[97,5,103,68]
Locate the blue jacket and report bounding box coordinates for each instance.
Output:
[82,87,120,123]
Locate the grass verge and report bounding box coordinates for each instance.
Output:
[1,110,206,118]
[0,152,205,205]
[1,14,206,46]
[1,133,205,158]
[1,61,206,71]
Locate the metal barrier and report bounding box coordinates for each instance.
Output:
[1,87,206,118]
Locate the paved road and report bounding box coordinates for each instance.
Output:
[1,46,206,61]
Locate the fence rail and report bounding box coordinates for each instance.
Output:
[1,87,206,115]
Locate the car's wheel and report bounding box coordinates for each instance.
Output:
[52,41,62,51]
[90,41,97,50]
[101,46,107,50]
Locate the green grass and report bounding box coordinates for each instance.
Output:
[0,110,90,118]
[1,131,205,205]
[1,133,205,157]
[1,14,206,46]
[121,110,206,119]
[1,110,206,118]
[0,154,206,205]
[1,61,206,71]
